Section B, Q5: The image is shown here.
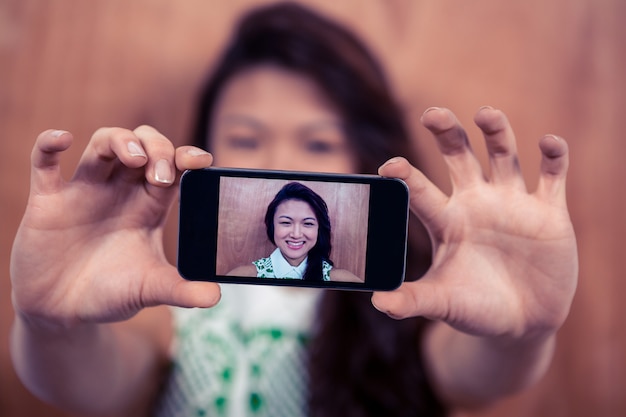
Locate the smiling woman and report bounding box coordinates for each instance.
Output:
[221,180,366,283]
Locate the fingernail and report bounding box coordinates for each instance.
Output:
[155,159,173,184]
[545,134,562,142]
[127,141,147,158]
[422,107,441,116]
[187,147,210,157]
[51,130,68,137]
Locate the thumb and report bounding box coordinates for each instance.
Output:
[142,263,222,309]
[371,277,447,320]
[167,280,222,309]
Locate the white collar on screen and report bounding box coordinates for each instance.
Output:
[270,248,307,279]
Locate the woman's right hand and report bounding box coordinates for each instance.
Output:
[11,127,221,329]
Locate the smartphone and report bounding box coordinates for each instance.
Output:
[177,167,409,291]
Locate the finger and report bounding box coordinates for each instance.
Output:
[175,146,214,172]
[30,130,73,194]
[421,107,484,188]
[371,278,445,320]
[474,106,526,190]
[378,157,448,229]
[74,127,149,183]
[133,125,177,187]
[536,134,569,203]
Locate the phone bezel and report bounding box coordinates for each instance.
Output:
[177,167,409,291]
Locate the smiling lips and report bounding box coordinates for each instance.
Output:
[286,240,306,250]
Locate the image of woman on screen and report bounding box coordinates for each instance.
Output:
[228,182,362,282]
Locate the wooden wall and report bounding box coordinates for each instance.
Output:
[1,1,624,416]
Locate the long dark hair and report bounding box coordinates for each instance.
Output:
[264,182,333,282]
[192,2,445,416]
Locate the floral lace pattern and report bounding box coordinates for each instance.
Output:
[155,285,322,417]
[253,256,332,281]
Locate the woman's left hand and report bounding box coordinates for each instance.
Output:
[373,106,578,340]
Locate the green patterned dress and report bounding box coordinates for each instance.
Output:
[154,284,322,417]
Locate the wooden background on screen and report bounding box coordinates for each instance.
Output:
[215,177,369,279]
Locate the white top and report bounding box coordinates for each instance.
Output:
[253,248,332,281]
[154,284,323,417]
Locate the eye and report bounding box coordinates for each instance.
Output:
[304,221,317,227]
[304,139,336,154]
[227,135,259,150]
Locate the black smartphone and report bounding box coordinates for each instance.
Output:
[177,167,409,291]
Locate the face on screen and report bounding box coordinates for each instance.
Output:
[273,199,319,267]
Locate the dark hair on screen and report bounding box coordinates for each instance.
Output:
[191,2,445,416]
[265,182,333,282]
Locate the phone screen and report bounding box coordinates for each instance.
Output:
[178,168,408,291]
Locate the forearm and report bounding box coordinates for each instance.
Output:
[10,314,164,416]
[423,321,556,409]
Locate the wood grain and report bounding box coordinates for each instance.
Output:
[1,1,624,416]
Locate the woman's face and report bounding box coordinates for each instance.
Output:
[273,199,319,266]
[209,64,357,173]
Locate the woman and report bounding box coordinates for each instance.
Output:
[228,181,362,283]
[9,3,577,417]
[186,4,443,414]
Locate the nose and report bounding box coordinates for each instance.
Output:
[266,141,300,171]
[290,223,303,238]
